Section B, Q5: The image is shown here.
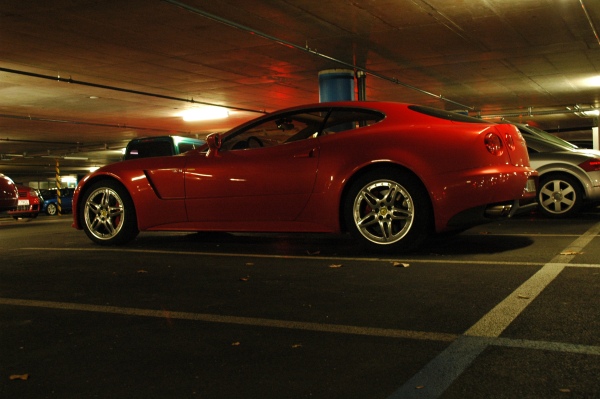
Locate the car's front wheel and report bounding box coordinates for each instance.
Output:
[80,180,138,245]
[537,173,583,218]
[46,203,57,216]
[344,169,431,253]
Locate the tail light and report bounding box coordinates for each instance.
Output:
[484,133,504,156]
[579,159,600,172]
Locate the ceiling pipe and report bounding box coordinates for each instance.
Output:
[580,0,600,46]
[477,106,598,120]
[0,67,265,114]
[0,112,197,135]
[162,0,474,110]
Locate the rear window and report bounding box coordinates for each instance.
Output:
[408,105,485,124]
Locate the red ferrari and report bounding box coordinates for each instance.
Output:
[72,102,537,252]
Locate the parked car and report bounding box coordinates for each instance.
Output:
[73,102,537,252]
[509,123,600,217]
[566,138,594,149]
[123,135,206,160]
[0,173,19,212]
[40,188,75,215]
[513,123,580,150]
[523,134,600,217]
[7,185,40,219]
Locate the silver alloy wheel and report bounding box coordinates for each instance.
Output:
[83,187,125,241]
[352,179,415,244]
[538,178,577,215]
[46,203,57,216]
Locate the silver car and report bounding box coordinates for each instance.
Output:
[517,126,600,217]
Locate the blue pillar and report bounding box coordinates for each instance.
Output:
[318,69,355,102]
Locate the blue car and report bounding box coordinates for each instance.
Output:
[40,188,74,216]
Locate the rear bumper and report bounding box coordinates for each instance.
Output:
[445,174,538,229]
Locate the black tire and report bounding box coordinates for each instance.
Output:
[46,203,57,216]
[80,180,138,245]
[343,169,431,253]
[537,173,583,218]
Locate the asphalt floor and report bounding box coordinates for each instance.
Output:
[1,209,599,398]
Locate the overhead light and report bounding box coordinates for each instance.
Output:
[583,76,600,87]
[570,105,600,118]
[180,107,229,121]
[64,156,88,160]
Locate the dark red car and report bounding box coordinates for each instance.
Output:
[0,173,19,212]
[8,185,41,219]
[73,102,537,252]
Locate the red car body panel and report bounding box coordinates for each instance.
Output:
[7,185,40,218]
[73,102,536,236]
[0,173,19,212]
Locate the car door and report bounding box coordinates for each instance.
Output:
[184,138,320,223]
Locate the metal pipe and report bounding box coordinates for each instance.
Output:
[0,67,265,115]
[162,0,473,110]
[580,0,600,46]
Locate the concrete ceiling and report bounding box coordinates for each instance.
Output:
[1,0,600,179]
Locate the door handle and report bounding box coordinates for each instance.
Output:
[294,148,317,158]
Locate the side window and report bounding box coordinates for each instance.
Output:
[178,142,197,154]
[126,140,173,159]
[322,109,385,134]
[222,110,328,151]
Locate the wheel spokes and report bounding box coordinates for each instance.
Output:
[354,181,414,244]
[84,188,124,240]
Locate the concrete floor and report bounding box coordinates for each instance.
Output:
[1,210,599,398]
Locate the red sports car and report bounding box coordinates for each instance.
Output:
[0,173,19,212]
[72,102,537,252]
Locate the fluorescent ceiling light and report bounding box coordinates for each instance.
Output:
[583,76,600,87]
[181,107,229,121]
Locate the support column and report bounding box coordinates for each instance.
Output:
[593,117,599,151]
[356,70,366,101]
[55,159,62,215]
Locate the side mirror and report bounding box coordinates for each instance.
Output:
[206,133,222,157]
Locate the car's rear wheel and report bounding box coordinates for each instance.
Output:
[46,203,57,216]
[537,173,583,218]
[344,169,431,253]
[80,180,138,245]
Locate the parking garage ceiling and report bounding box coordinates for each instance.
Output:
[1,0,600,178]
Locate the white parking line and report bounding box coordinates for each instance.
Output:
[0,297,457,342]
[19,246,547,266]
[387,220,600,399]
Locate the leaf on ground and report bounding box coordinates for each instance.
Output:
[245,262,254,266]
[9,374,29,381]
[517,294,530,299]
[137,269,148,274]
[560,250,582,255]
[292,344,302,348]
[231,342,241,346]
[559,388,571,393]
[392,262,409,268]
[239,276,250,282]
[329,264,343,268]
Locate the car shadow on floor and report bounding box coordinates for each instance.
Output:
[127,230,535,258]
